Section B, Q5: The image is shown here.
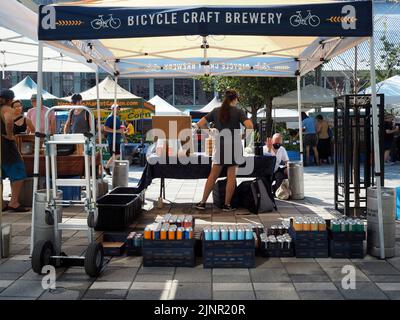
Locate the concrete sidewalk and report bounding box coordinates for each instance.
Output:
[0,164,399,300]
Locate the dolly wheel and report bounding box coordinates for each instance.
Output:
[84,242,104,277]
[31,240,54,274]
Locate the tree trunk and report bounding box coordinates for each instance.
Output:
[265,97,273,137]
[251,106,258,130]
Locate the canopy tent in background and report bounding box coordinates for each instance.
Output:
[190,96,222,119]
[273,85,337,109]
[0,1,95,74]
[10,76,58,109]
[58,76,155,122]
[253,108,299,122]
[148,95,182,116]
[362,75,400,109]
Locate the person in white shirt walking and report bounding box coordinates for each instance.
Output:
[263,133,289,194]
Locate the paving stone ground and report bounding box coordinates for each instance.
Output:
[0,164,399,300]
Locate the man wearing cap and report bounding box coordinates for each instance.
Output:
[103,104,126,175]
[63,93,91,134]
[26,93,56,134]
[0,89,28,212]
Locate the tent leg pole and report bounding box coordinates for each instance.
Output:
[96,67,103,177]
[297,75,303,163]
[369,36,385,260]
[113,71,118,165]
[30,41,44,255]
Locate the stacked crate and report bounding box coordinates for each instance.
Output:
[289,228,329,258]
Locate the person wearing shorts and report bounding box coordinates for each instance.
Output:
[1,89,28,212]
[301,112,319,166]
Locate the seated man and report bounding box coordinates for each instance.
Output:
[263,133,289,194]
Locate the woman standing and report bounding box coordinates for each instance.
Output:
[316,115,331,165]
[194,90,253,212]
[12,100,35,134]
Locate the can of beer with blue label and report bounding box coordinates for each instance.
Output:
[237,227,245,240]
[229,227,237,241]
[221,228,229,241]
[212,228,220,241]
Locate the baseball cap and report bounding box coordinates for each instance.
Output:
[31,93,43,100]
[110,104,119,110]
[0,89,15,100]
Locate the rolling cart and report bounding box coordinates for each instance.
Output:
[31,106,104,277]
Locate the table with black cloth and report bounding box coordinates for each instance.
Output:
[136,154,276,201]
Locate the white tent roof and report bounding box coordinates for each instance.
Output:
[40,0,370,78]
[252,108,299,120]
[362,75,400,108]
[149,95,182,115]
[11,76,58,100]
[0,0,94,73]
[198,96,222,113]
[62,76,141,101]
[273,85,337,109]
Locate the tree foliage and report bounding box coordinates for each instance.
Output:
[198,76,295,136]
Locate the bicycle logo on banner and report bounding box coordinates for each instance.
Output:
[90,14,121,30]
[290,10,321,28]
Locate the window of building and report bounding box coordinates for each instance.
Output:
[61,73,74,97]
[119,79,130,91]
[154,78,173,104]
[80,73,96,92]
[131,79,149,99]
[195,79,213,105]
[175,78,193,106]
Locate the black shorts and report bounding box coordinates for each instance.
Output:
[304,134,318,148]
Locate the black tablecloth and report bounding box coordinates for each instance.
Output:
[137,154,276,191]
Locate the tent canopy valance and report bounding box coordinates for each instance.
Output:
[38,0,372,78]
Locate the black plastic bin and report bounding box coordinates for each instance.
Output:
[95,194,137,231]
[109,187,144,213]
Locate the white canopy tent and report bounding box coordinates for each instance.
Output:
[0,0,95,73]
[362,75,400,108]
[273,85,337,108]
[22,0,386,261]
[11,76,58,101]
[62,76,141,101]
[149,95,182,116]
[198,96,222,113]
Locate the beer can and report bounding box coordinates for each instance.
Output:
[134,234,142,247]
[341,220,349,232]
[245,228,253,240]
[331,220,341,232]
[237,227,245,240]
[144,227,152,240]
[229,228,237,241]
[160,228,167,240]
[302,221,310,231]
[318,220,326,231]
[294,219,303,231]
[153,228,160,240]
[212,228,220,241]
[220,228,229,241]
[204,228,212,241]
[168,228,176,240]
[176,227,184,240]
[185,227,193,240]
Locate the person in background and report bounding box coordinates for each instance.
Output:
[127,121,135,136]
[26,94,56,134]
[103,104,127,175]
[264,133,289,193]
[316,114,331,165]
[63,93,91,134]
[383,115,399,165]
[194,90,253,212]
[301,112,319,166]
[12,100,35,134]
[0,90,28,212]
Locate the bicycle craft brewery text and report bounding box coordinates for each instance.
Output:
[128,11,283,27]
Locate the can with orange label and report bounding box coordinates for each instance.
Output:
[168,228,176,240]
[176,227,184,240]
[144,227,152,240]
[160,228,167,240]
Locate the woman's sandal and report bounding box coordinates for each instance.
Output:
[7,205,29,212]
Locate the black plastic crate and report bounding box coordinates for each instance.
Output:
[328,229,366,241]
[102,232,128,256]
[142,239,195,267]
[329,240,365,259]
[202,237,255,268]
[203,249,255,268]
[260,247,295,258]
[95,194,137,231]
[289,228,328,242]
[295,240,329,250]
[295,248,329,258]
[109,187,144,212]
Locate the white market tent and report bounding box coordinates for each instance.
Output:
[273,85,337,108]
[11,76,58,101]
[0,0,95,73]
[362,75,400,108]
[198,96,222,113]
[62,76,141,101]
[149,95,183,115]
[23,0,386,261]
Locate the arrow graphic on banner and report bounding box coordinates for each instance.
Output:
[56,20,84,27]
[327,16,357,23]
